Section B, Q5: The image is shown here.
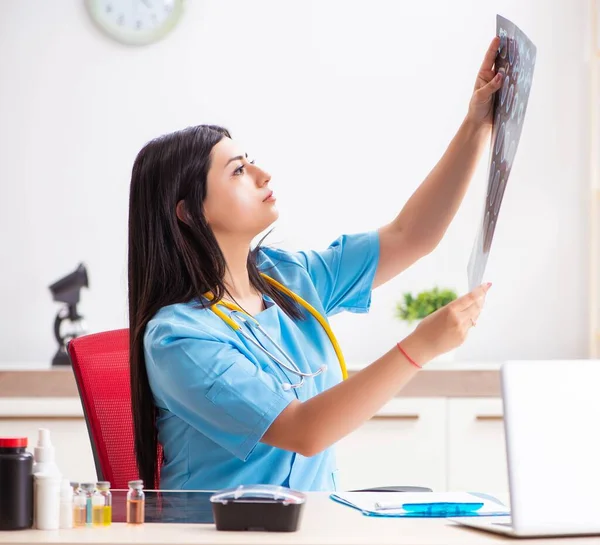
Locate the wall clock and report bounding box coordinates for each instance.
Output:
[85,0,184,46]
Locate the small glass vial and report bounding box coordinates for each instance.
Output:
[72,487,87,528]
[126,480,145,525]
[91,491,105,527]
[80,483,96,526]
[96,482,112,526]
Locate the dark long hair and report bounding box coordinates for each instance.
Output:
[128,124,302,487]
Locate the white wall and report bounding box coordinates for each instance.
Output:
[0,0,590,366]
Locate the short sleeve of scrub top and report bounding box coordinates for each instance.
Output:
[144,230,380,491]
[270,230,380,316]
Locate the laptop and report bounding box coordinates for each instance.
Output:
[452,359,600,538]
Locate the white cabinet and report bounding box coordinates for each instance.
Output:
[334,398,446,492]
[0,418,96,482]
[0,397,511,494]
[446,398,508,494]
[336,398,509,494]
[0,398,97,483]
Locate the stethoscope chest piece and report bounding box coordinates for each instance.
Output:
[228,310,327,390]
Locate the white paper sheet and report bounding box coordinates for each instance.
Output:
[331,491,509,517]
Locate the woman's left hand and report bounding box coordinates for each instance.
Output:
[467,36,503,128]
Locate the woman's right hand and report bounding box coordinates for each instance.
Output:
[265,282,491,457]
[403,282,492,364]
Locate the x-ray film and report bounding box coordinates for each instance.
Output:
[467,15,536,290]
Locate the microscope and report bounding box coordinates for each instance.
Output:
[48,263,89,366]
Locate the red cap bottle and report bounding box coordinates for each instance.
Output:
[0,437,33,530]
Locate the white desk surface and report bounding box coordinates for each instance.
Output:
[1,493,599,545]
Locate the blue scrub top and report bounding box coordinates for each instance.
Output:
[144,230,380,491]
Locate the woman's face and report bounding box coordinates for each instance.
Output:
[202,137,278,238]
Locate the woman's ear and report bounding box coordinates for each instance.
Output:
[176,200,188,224]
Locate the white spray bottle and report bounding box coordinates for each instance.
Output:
[32,428,62,529]
[33,428,62,477]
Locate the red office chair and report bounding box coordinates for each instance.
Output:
[68,329,162,489]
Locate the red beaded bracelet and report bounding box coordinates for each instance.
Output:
[396,343,422,369]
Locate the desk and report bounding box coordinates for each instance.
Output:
[1,493,598,545]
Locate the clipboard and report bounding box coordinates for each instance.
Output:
[330,491,510,518]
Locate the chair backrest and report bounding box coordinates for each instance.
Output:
[68,329,161,489]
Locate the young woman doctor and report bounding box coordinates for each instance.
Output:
[129,38,501,491]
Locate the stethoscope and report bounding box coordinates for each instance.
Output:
[204,274,348,390]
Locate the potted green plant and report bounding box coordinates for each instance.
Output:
[395,287,458,362]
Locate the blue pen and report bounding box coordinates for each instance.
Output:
[375,501,484,517]
[404,502,484,516]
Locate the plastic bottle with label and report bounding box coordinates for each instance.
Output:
[0,437,33,530]
[34,473,62,530]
